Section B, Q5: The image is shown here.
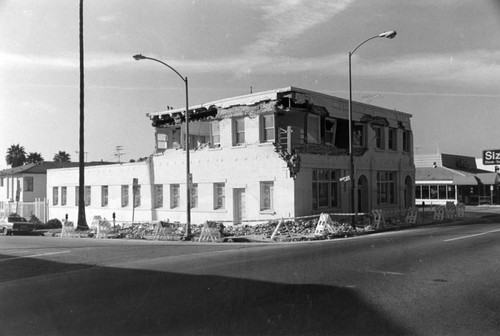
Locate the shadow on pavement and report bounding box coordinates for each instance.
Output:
[0,255,410,336]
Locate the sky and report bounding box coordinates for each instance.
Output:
[1,0,500,168]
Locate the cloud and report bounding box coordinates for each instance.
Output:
[98,14,123,23]
[0,51,133,71]
[241,0,353,56]
[354,49,500,87]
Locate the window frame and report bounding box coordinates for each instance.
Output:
[101,185,109,207]
[374,126,385,150]
[377,171,396,205]
[61,186,67,206]
[191,183,198,209]
[388,128,397,151]
[261,114,275,143]
[233,118,245,146]
[260,181,274,212]
[312,170,339,210]
[213,183,225,210]
[84,186,91,207]
[210,121,221,147]
[52,187,58,205]
[170,184,180,209]
[121,185,129,207]
[154,184,163,209]
[23,177,34,192]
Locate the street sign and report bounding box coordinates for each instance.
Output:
[482,149,500,165]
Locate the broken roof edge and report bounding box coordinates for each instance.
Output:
[146,86,412,119]
[146,87,298,118]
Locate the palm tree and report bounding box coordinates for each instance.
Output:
[6,144,27,167]
[26,152,44,164]
[77,0,88,230]
[53,151,71,162]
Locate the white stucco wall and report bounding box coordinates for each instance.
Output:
[46,143,293,225]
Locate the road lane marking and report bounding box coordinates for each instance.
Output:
[0,250,71,262]
[444,228,500,242]
[366,270,405,276]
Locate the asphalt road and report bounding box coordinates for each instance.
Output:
[1,219,500,336]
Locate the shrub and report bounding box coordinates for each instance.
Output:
[46,218,62,229]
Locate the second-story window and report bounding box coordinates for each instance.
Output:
[403,130,412,153]
[374,126,385,150]
[325,118,337,145]
[234,118,245,145]
[261,115,275,142]
[307,114,320,144]
[353,123,365,147]
[388,128,397,151]
[210,121,220,147]
[156,133,168,150]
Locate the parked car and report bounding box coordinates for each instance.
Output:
[0,215,35,235]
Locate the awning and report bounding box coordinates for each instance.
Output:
[453,175,479,185]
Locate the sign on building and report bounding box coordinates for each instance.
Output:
[483,149,500,165]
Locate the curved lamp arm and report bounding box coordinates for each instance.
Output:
[350,30,397,56]
[133,54,187,83]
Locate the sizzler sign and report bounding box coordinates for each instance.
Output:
[483,149,500,165]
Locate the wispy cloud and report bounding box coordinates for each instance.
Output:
[2,47,499,93]
[354,49,500,87]
[241,0,353,56]
[0,51,133,70]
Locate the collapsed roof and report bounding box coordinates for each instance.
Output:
[146,86,412,129]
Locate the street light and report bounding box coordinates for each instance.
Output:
[348,30,397,227]
[133,54,192,239]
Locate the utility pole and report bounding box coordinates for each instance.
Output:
[114,146,125,163]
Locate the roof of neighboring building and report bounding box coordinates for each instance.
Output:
[416,167,499,185]
[0,161,113,176]
[416,167,467,181]
[476,173,499,185]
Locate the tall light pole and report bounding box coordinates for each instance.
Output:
[348,30,397,227]
[133,54,191,238]
[76,0,88,230]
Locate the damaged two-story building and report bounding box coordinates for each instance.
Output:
[46,87,415,224]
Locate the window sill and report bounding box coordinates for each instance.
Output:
[259,210,276,215]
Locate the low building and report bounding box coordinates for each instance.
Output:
[0,162,82,220]
[415,153,500,205]
[47,87,415,224]
[0,161,112,220]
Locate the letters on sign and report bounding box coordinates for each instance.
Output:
[483,149,500,165]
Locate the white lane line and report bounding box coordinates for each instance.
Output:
[366,270,405,276]
[444,228,500,242]
[0,250,71,262]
